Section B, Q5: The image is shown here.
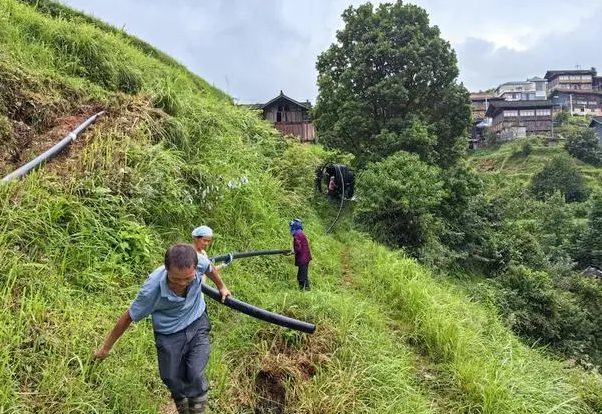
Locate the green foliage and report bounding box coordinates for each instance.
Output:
[313,2,470,168]
[483,263,602,367]
[0,113,10,142]
[566,127,602,166]
[270,142,350,193]
[531,155,588,202]
[152,80,182,116]
[491,266,559,341]
[355,150,444,252]
[510,138,533,158]
[555,110,570,125]
[575,193,602,269]
[533,192,578,259]
[350,242,598,414]
[116,66,143,94]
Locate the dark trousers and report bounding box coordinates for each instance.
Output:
[154,312,211,400]
[297,264,310,290]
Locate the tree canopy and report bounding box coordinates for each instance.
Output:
[313,1,471,168]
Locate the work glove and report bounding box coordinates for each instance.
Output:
[223,253,234,267]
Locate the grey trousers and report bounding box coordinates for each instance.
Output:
[154,312,211,400]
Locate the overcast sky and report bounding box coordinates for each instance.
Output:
[61,0,602,103]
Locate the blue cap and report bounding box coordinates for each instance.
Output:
[192,225,213,238]
[289,218,303,233]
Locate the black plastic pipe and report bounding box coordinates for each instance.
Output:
[201,283,316,334]
[210,249,291,263]
[1,111,104,184]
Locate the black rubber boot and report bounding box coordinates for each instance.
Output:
[188,394,208,413]
[174,397,189,414]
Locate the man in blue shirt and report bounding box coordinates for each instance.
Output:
[94,244,231,414]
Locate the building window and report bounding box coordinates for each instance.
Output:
[536,109,551,116]
[504,110,519,117]
[520,110,535,116]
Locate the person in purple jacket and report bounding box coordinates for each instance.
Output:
[289,218,312,291]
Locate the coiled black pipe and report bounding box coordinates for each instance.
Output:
[1,111,104,184]
[201,283,316,334]
[210,249,291,263]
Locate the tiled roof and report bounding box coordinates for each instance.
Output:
[485,100,553,117]
[544,69,596,79]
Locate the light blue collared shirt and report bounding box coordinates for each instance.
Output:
[128,256,212,334]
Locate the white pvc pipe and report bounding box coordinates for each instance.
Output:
[1,111,104,184]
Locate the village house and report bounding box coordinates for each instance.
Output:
[549,89,602,116]
[470,93,503,120]
[244,91,315,142]
[495,77,547,101]
[469,93,503,147]
[544,69,597,92]
[485,100,553,140]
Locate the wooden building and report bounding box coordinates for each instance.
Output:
[544,69,596,92]
[245,91,315,142]
[549,89,602,116]
[470,93,503,120]
[485,100,553,140]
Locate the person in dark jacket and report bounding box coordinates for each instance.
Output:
[289,218,312,291]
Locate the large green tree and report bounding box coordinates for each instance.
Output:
[313,2,471,168]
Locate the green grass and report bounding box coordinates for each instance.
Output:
[1,0,602,413]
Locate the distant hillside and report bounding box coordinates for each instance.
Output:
[470,137,602,191]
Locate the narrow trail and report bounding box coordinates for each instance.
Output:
[340,244,464,414]
[341,247,353,288]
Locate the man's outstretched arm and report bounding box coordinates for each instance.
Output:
[94,310,133,359]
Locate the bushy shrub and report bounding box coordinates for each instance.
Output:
[531,155,587,202]
[566,127,602,166]
[355,150,445,252]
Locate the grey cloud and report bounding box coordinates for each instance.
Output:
[60,0,602,102]
[456,7,602,91]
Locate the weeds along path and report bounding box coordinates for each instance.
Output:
[343,240,595,414]
[334,246,457,413]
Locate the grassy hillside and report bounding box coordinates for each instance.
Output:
[470,137,602,192]
[1,1,602,413]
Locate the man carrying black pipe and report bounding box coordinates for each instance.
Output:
[94,244,231,414]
